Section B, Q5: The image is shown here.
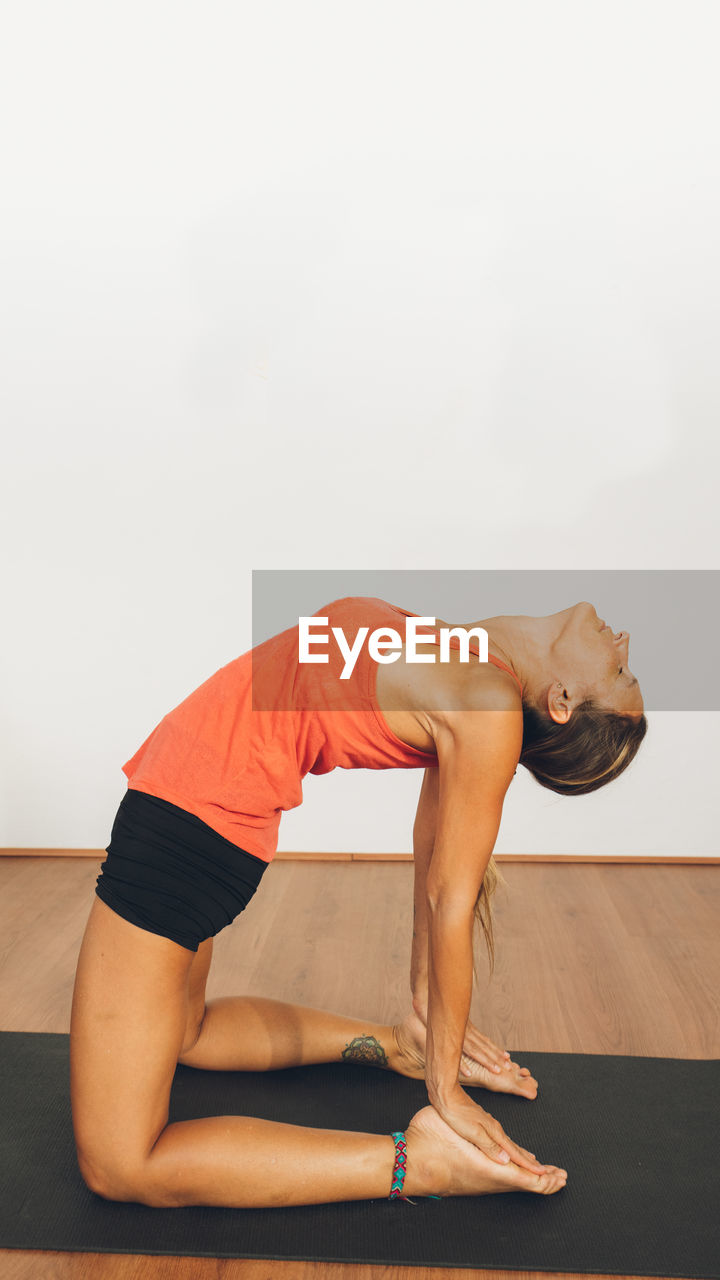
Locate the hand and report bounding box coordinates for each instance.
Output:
[393,1010,537,1098]
[459,1022,537,1098]
[409,998,537,1095]
[432,1086,550,1174]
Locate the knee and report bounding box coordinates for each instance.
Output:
[76,1145,134,1203]
[76,1144,176,1208]
[178,1000,207,1063]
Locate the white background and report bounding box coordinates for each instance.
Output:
[1,1,717,855]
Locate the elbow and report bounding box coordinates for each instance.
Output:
[425,885,477,922]
[425,881,443,914]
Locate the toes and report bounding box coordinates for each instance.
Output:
[510,1163,568,1195]
[514,1169,548,1192]
[541,1169,568,1195]
[544,1173,568,1195]
[537,1171,566,1195]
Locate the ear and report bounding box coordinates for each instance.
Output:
[547,680,572,725]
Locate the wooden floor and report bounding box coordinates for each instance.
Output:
[0,855,717,1280]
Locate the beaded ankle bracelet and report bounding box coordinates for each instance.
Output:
[389,1131,408,1198]
[388,1131,441,1202]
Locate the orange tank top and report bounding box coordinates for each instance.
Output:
[121,597,523,862]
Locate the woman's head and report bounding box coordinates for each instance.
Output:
[541,600,643,719]
[519,601,647,795]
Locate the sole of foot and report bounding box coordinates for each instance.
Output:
[391,1015,538,1100]
[404,1105,568,1198]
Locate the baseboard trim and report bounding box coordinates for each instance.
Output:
[0,849,717,864]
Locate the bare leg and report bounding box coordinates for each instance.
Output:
[175,937,407,1075]
[179,992,402,1072]
[70,899,566,1208]
[179,992,538,1098]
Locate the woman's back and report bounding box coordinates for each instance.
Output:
[120,597,522,861]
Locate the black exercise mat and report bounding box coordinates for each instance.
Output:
[1,1032,718,1277]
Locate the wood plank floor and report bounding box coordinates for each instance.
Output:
[0,856,717,1280]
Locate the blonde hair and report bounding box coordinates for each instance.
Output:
[472,704,647,973]
[520,700,648,796]
[473,854,504,977]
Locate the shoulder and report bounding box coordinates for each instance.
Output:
[314,596,388,620]
[426,665,523,794]
[425,654,524,717]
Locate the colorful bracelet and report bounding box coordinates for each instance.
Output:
[388,1130,442,1201]
[389,1131,408,1199]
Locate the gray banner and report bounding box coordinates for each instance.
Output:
[251,570,719,712]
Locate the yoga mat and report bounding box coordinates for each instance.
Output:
[0,1032,718,1277]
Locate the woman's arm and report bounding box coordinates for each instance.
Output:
[411,768,512,1077]
[410,767,437,1011]
[423,700,547,1171]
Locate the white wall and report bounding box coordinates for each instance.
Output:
[1,1,717,854]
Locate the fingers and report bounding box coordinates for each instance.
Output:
[461,1030,510,1074]
[459,1052,483,1078]
[461,1105,548,1174]
[458,1055,538,1101]
[481,1119,549,1173]
[498,1139,550,1174]
[459,1052,524,1080]
[461,1028,535,1083]
[435,1095,553,1176]
[463,1045,505,1073]
[500,1058,533,1077]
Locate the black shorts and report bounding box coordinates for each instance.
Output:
[95,789,268,951]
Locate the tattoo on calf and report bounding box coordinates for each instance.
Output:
[341,1034,389,1068]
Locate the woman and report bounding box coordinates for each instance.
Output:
[70,596,646,1207]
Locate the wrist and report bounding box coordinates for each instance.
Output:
[426,1078,465,1110]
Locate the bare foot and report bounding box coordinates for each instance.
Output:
[391,1011,538,1100]
[403,1105,567,1198]
[457,1051,538,1099]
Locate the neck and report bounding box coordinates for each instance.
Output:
[464,610,571,705]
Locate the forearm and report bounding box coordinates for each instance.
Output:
[410,835,431,1007]
[410,769,438,1007]
[424,901,475,1107]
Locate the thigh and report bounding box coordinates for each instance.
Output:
[182,935,214,1053]
[70,897,198,1192]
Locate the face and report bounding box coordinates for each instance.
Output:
[551,601,644,719]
